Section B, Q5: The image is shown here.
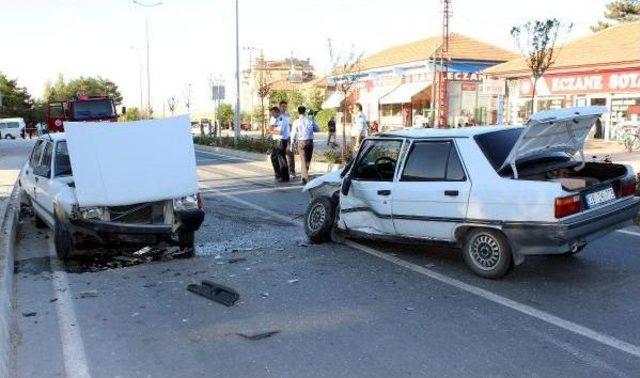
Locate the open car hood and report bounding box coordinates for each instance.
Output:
[500,106,607,177]
[64,115,199,207]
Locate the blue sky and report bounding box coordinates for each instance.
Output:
[1,0,609,114]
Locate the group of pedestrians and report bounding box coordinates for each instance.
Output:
[266,101,370,185]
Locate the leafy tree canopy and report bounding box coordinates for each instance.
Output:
[591,0,640,32]
[217,103,234,126]
[43,74,123,104]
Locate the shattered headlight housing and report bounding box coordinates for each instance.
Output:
[79,207,108,221]
[173,194,202,211]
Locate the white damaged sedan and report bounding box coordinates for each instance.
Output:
[18,116,204,259]
[303,107,640,279]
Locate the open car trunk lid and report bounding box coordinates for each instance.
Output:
[500,106,608,178]
[64,115,199,207]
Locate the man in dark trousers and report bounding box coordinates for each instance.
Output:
[279,100,296,178]
[327,116,336,146]
[267,106,290,182]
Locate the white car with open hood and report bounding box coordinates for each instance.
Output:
[303,107,640,279]
[18,116,205,259]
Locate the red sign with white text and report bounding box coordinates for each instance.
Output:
[519,70,640,96]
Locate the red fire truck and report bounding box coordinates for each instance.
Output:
[46,94,118,132]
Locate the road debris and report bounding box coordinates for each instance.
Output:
[22,312,37,317]
[80,290,99,298]
[260,292,269,298]
[228,257,247,264]
[133,246,154,256]
[236,330,280,341]
[287,279,300,284]
[113,255,141,264]
[187,280,240,307]
[49,298,58,303]
[297,241,309,248]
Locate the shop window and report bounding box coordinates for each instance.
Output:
[381,104,402,117]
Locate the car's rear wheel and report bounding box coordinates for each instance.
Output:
[463,228,512,279]
[54,217,75,260]
[304,196,336,243]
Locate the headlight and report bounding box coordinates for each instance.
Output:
[80,207,108,220]
[173,194,200,211]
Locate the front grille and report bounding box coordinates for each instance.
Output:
[109,201,167,224]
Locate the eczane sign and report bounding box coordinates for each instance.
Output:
[519,70,640,95]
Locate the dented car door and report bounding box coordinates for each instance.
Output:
[339,138,404,235]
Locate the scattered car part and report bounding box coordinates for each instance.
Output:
[22,312,37,317]
[187,280,239,307]
[236,330,280,340]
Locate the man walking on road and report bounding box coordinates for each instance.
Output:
[279,100,296,178]
[351,103,368,149]
[267,106,290,182]
[327,116,336,147]
[291,106,317,185]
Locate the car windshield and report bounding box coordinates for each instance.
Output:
[54,141,73,176]
[72,99,116,120]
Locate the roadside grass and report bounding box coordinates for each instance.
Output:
[193,135,275,154]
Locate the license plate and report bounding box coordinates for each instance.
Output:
[585,187,616,208]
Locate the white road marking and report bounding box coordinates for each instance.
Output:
[47,238,91,378]
[209,187,640,359]
[617,229,640,238]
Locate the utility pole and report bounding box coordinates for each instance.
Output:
[130,46,144,112]
[234,0,241,142]
[243,46,257,128]
[133,0,162,118]
[436,0,451,128]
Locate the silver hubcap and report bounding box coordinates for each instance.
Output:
[307,204,326,232]
[470,234,501,270]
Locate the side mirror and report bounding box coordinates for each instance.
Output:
[33,165,51,178]
[341,174,352,196]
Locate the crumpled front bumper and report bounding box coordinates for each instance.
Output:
[502,197,640,257]
[67,208,205,249]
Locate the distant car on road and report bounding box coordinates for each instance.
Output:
[303,107,640,278]
[18,118,205,259]
[0,117,26,139]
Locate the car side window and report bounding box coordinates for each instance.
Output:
[352,140,403,182]
[54,141,73,177]
[29,140,45,168]
[401,141,466,181]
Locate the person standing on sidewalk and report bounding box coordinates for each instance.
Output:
[291,106,318,185]
[279,100,296,178]
[267,106,290,182]
[327,116,336,146]
[350,103,368,149]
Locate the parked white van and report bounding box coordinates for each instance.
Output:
[0,117,26,139]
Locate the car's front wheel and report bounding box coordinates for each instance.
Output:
[54,216,75,260]
[462,228,512,279]
[304,196,336,243]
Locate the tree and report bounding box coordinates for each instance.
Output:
[0,72,39,122]
[591,0,640,32]
[167,97,176,115]
[305,88,325,112]
[217,103,234,129]
[511,19,572,114]
[43,74,123,104]
[119,107,144,122]
[255,65,272,138]
[327,38,363,159]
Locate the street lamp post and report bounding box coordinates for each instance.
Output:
[243,46,257,129]
[234,0,241,142]
[133,0,162,118]
[130,46,144,111]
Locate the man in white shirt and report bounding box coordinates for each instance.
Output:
[279,100,296,178]
[350,102,368,149]
[267,106,290,182]
[291,106,317,185]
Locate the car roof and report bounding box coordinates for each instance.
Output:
[38,133,66,142]
[375,125,524,139]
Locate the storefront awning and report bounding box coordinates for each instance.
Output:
[358,86,396,105]
[379,81,431,105]
[321,91,345,109]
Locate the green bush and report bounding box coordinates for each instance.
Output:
[322,146,354,164]
[194,135,275,154]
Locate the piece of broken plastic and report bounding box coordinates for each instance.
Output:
[187,280,240,307]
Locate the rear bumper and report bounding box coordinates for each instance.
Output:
[68,208,204,249]
[502,197,640,255]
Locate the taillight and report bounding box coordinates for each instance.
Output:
[555,195,583,218]
[620,178,637,197]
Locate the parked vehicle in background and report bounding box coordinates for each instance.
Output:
[303,107,640,279]
[0,117,26,139]
[46,94,118,132]
[18,116,205,259]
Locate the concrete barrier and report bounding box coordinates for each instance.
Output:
[0,185,19,377]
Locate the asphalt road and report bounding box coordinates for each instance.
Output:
[10,147,640,377]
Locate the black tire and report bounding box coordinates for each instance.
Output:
[462,228,512,279]
[564,243,587,256]
[34,212,47,229]
[177,230,195,258]
[54,217,74,260]
[304,196,336,243]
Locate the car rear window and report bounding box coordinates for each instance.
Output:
[474,128,523,171]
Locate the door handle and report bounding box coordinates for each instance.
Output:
[377,190,391,196]
[444,190,459,196]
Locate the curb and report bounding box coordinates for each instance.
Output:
[0,184,19,378]
[194,144,343,174]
